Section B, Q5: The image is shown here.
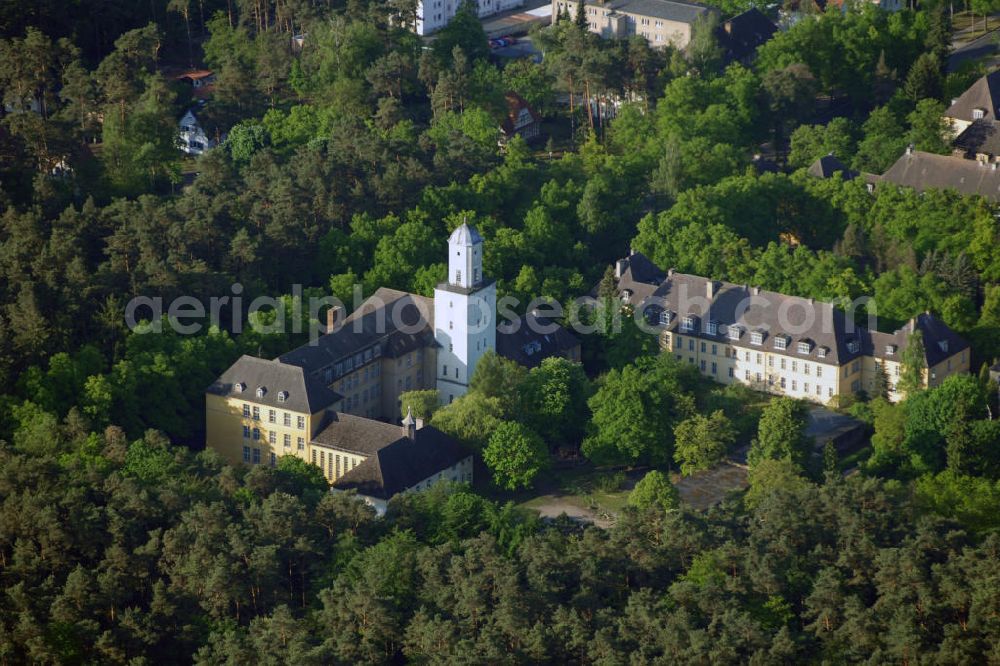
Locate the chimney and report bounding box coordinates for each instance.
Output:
[402,406,417,441]
[706,280,717,299]
[326,305,344,332]
[614,258,627,279]
[629,247,636,256]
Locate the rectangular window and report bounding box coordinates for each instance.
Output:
[243,425,250,438]
[797,341,810,354]
[828,387,833,397]
[711,362,717,374]
[681,316,694,332]
[780,377,786,388]
[804,364,810,375]
[297,416,305,430]
[243,404,250,418]
[297,437,304,451]
[312,450,317,465]
[750,331,763,345]
[728,326,741,341]
[336,455,341,477]
[268,409,275,423]
[700,342,706,353]
[284,433,291,448]
[792,380,798,391]
[768,357,774,367]
[744,369,750,380]
[700,360,706,371]
[270,452,276,467]
[252,428,260,441]
[804,382,810,393]
[688,339,694,351]
[756,354,762,365]
[774,336,787,350]
[712,344,717,355]
[706,321,718,336]
[283,412,291,427]
[268,432,276,445]
[252,406,260,421]
[243,446,251,462]
[792,361,798,372]
[816,385,822,396]
[675,336,682,350]
[728,367,734,377]
[252,448,260,464]
[781,358,787,370]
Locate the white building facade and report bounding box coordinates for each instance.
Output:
[433,223,497,404]
[416,0,524,35]
[178,109,216,156]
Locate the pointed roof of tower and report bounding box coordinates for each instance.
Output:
[448,222,482,246]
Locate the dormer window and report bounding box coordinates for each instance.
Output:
[938,340,949,353]
[234,382,246,393]
[277,391,288,403]
[797,341,812,354]
[973,108,986,120]
[659,310,673,325]
[706,320,718,336]
[885,344,896,356]
[847,340,860,353]
[774,335,788,351]
[620,289,633,302]
[728,325,742,341]
[256,386,267,398]
[750,330,763,345]
[681,316,694,332]
[818,347,828,359]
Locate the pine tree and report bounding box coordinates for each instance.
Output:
[574,0,588,31]
[897,329,927,398]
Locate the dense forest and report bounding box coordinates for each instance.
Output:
[3,0,1000,661]
[4,423,1000,662]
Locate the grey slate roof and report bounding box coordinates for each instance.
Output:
[866,313,969,368]
[807,154,859,180]
[497,311,580,368]
[206,355,342,413]
[952,119,1000,158]
[945,70,1000,123]
[448,222,482,246]
[312,410,415,456]
[330,425,470,500]
[716,8,777,63]
[878,149,1000,202]
[603,251,666,308]
[606,0,711,23]
[279,288,436,373]
[639,272,864,366]
[614,259,968,369]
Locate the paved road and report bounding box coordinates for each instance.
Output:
[949,18,1000,71]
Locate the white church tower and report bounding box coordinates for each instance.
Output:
[434,222,496,404]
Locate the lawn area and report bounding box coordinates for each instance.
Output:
[511,465,645,527]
